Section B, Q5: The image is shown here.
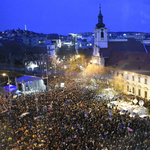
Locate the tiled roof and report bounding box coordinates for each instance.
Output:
[106,51,150,76]
[100,41,146,57]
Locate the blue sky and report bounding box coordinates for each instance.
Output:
[0,0,150,35]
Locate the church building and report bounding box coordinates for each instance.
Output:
[92,6,108,66]
[92,6,150,100]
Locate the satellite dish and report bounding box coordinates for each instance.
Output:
[139,100,144,107]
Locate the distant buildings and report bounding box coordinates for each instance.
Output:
[0,29,62,73]
[1,10,150,100]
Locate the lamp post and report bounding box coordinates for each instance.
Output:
[2,73,10,96]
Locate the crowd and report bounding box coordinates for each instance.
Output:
[0,76,150,150]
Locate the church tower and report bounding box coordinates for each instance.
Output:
[92,6,108,66]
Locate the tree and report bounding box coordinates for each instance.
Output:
[84,63,107,78]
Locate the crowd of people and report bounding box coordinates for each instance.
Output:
[0,76,150,150]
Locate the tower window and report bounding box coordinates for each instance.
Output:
[95,32,97,38]
[101,30,104,38]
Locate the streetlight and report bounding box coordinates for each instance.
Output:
[2,73,10,96]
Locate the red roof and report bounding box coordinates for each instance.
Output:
[106,51,150,75]
[100,41,146,57]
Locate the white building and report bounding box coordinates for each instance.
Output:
[107,51,150,100]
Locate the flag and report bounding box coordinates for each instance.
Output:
[119,124,123,128]
[74,135,77,139]
[127,127,133,132]
[65,100,69,104]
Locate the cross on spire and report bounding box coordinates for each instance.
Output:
[99,4,101,13]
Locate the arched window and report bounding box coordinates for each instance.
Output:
[138,89,141,96]
[101,29,104,38]
[127,85,129,92]
[132,87,135,94]
[145,91,147,98]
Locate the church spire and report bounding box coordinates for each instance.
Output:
[96,4,105,28]
[99,4,101,14]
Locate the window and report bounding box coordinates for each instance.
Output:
[95,32,97,38]
[127,86,129,92]
[127,74,129,80]
[101,31,104,38]
[145,78,147,84]
[138,89,141,96]
[132,87,135,94]
[132,76,134,81]
[138,77,140,83]
[145,91,147,99]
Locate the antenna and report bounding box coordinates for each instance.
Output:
[25,25,27,31]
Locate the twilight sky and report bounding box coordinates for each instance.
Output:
[1,0,150,35]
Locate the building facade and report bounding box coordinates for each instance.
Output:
[109,68,150,100]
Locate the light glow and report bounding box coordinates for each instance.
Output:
[94,60,97,63]
[2,73,6,76]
